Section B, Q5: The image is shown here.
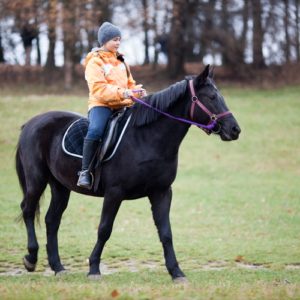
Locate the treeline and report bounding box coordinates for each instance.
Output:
[0,0,299,86]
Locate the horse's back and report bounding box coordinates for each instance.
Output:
[20,111,81,139]
[18,111,82,160]
[22,111,82,131]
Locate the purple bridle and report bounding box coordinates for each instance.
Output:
[131,80,232,133]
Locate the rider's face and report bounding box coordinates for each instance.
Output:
[103,37,121,53]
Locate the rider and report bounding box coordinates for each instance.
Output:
[77,22,146,189]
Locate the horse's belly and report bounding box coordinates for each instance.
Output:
[117,159,178,199]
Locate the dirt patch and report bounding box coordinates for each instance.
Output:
[235,262,267,270]
[0,268,26,276]
[0,259,288,277]
[201,261,227,271]
[285,263,300,270]
[0,259,162,277]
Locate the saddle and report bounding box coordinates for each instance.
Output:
[62,108,132,163]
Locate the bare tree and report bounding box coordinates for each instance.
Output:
[239,0,249,64]
[0,2,5,63]
[198,0,216,62]
[33,0,42,65]
[62,0,77,89]
[45,0,57,69]
[220,0,231,65]
[251,0,265,68]
[20,22,38,65]
[152,0,171,67]
[141,0,150,64]
[295,0,300,61]
[0,33,4,63]
[283,0,291,63]
[167,0,187,78]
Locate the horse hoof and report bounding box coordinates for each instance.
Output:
[87,274,101,281]
[55,270,68,277]
[173,277,189,285]
[23,256,36,272]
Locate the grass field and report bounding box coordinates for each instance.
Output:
[0,84,300,299]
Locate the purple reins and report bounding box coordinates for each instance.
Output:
[131,80,232,132]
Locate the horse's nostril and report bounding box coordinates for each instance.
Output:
[232,126,241,135]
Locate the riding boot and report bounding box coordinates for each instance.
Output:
[77,138,100,189]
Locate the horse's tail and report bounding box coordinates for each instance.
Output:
[15,127,41,223]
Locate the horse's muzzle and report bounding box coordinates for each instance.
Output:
[220,124,241,141]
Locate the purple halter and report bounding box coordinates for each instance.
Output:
[188,80,232,133]
[131,80,232,133]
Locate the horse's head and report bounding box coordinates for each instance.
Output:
[189,65,241,141]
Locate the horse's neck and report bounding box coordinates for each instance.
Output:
[139,114,190,158]
[130,92,191,157]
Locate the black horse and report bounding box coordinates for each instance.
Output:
[16,65,240,282]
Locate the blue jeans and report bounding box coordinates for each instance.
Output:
[86,106,113,141]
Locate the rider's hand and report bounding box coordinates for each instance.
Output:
[123,89,134,99]
[132,89,147,98]
[123,88,147,99]
[137,89,147,98]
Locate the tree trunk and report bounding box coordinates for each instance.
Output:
[46,0,57,69]
[21,23,38,66]
[184,0,199,62]
[94,0,112,23]
[152,0,159,68]
[92,0,112,49]
[25,47,31,66]
[142,0,150,65]
[167,0,187,78]
[46,29,56,68]
[283,0,291,63]
[64,50,72,89]
[33,0,41,66]
[238,0,249,64]
[251,0,265,68]
[295,0,300,61]
[36,31,41,65]
[220,0,231,65]
[198,0,216,61]
[0,33,4,63]
[62,0,77,89]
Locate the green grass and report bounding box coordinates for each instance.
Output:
[0,85,300,299]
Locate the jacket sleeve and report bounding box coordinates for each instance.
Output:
[85,57,126,105]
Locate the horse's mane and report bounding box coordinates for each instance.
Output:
[131,80,187,127]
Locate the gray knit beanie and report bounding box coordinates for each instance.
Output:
[98,22,122,46]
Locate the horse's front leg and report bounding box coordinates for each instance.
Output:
[88,194,122,279]
[149,187,187,282]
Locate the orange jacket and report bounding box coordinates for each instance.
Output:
[84,49,140,110]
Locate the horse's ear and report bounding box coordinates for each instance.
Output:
[195,64,210,86]
[209,66,214,78]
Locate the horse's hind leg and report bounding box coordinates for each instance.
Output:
[17,145,48,272]
[45,178,70,275]
[21,182,47,272]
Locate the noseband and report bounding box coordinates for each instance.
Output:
[189,80,232,134]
